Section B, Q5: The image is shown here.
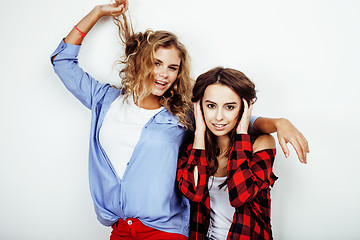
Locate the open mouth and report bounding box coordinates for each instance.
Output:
[213,123,227,129]
[155,80,167,86]
[154,80,168,89]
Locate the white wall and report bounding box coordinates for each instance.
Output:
[1,0,359,239]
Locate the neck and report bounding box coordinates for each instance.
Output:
[216,135,231,156]
[138,94,161,110]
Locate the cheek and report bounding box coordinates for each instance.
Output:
[153,67,159,76]
[202,109,213,126]
[228,111,240,126]
[169,71,178,82]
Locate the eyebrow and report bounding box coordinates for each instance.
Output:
[204,100,238,105]
[155,59,180,68]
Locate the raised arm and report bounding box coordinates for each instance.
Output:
[51,2,128,63]
[253,117,309,164]
[50,1,128,109]
[177,101,208,202]
[64,1,128,46]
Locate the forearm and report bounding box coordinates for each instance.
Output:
[228,134,276,207]
[65,6,103,45]
[177,148,208,202]
[193,131,205,150]
[253,117,288,134]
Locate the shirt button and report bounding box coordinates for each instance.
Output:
[127,220,133,225]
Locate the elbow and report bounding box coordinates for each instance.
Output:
[178,181,204,203]
[229,186,257,208]
[230,195,254,208]
[230,197,246,208]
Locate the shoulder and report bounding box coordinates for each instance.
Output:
[253,134,276,153]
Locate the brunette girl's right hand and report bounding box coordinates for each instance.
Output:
[193,101,206,149]
[194,101,206,135]
[97,0,128,17]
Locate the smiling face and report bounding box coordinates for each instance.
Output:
[151,46,181,97]
[202,83,242,138]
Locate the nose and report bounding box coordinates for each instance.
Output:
[215,109,223,121]
[158,67,168,78]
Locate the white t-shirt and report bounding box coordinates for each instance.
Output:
[207,176,236,240]
[99,95,162,179]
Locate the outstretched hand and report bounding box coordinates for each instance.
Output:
[236,99,254,134]
[276,119,309,164]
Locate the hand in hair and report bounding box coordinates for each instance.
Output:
[62,0,129,46]
[236,99,254,134]
[97,0,128,17]
[193,101,206,150]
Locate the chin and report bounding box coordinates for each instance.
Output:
[151,91,165,97]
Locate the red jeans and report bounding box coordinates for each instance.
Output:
[110,218,188,240]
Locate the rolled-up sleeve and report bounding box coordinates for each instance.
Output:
[51,39,108,109]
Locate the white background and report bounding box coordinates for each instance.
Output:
[1,0,360,239]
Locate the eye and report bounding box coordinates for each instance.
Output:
[226,105,235,110]
[169,66,178,71]
[206,104,216,109]
[155,62,160,66]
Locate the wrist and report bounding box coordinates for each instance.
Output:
[93,5,105,19]
[236,122,248,134]
[274,118,289,130]
[237,130,248,134]
[193,131,205,150]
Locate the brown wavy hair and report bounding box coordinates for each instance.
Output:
[112,13,194,129]
[192,67,257,177]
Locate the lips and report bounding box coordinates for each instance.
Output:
[212,123,227,130]
[154,79,168,89]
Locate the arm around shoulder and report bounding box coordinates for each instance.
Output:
[253,134,276,153]
[253,117,309,163]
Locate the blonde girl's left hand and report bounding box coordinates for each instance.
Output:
[97,0,129,17]
[236,99,253,134]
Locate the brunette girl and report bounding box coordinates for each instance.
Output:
[177,67,278,240]
[51,1,307,239]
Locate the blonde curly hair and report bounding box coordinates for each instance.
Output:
[113,13,194,129]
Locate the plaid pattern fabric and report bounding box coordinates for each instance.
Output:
[177,134,277,240]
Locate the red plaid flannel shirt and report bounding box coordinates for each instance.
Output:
[177,134,277,240]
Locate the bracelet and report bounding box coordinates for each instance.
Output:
[74,25,86,38]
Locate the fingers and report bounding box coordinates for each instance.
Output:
[237,99,252,134]
[193,101,201,118]
[278,136,290,159]
[119,0,128,11]
[289,137,307,164]
[297,135,307,162]
[124,0,129,11]
[194,101,205,131]
[296,134,309,163]
[243,98,249,109]
[300,134,310,153]
[242,99,253,116]
[112,0,128,14]
[248,102,254,115]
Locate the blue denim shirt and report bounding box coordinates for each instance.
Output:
[51,39,190,236]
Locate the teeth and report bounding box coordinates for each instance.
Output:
[214,124,225,127]
[155,81,166,86]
